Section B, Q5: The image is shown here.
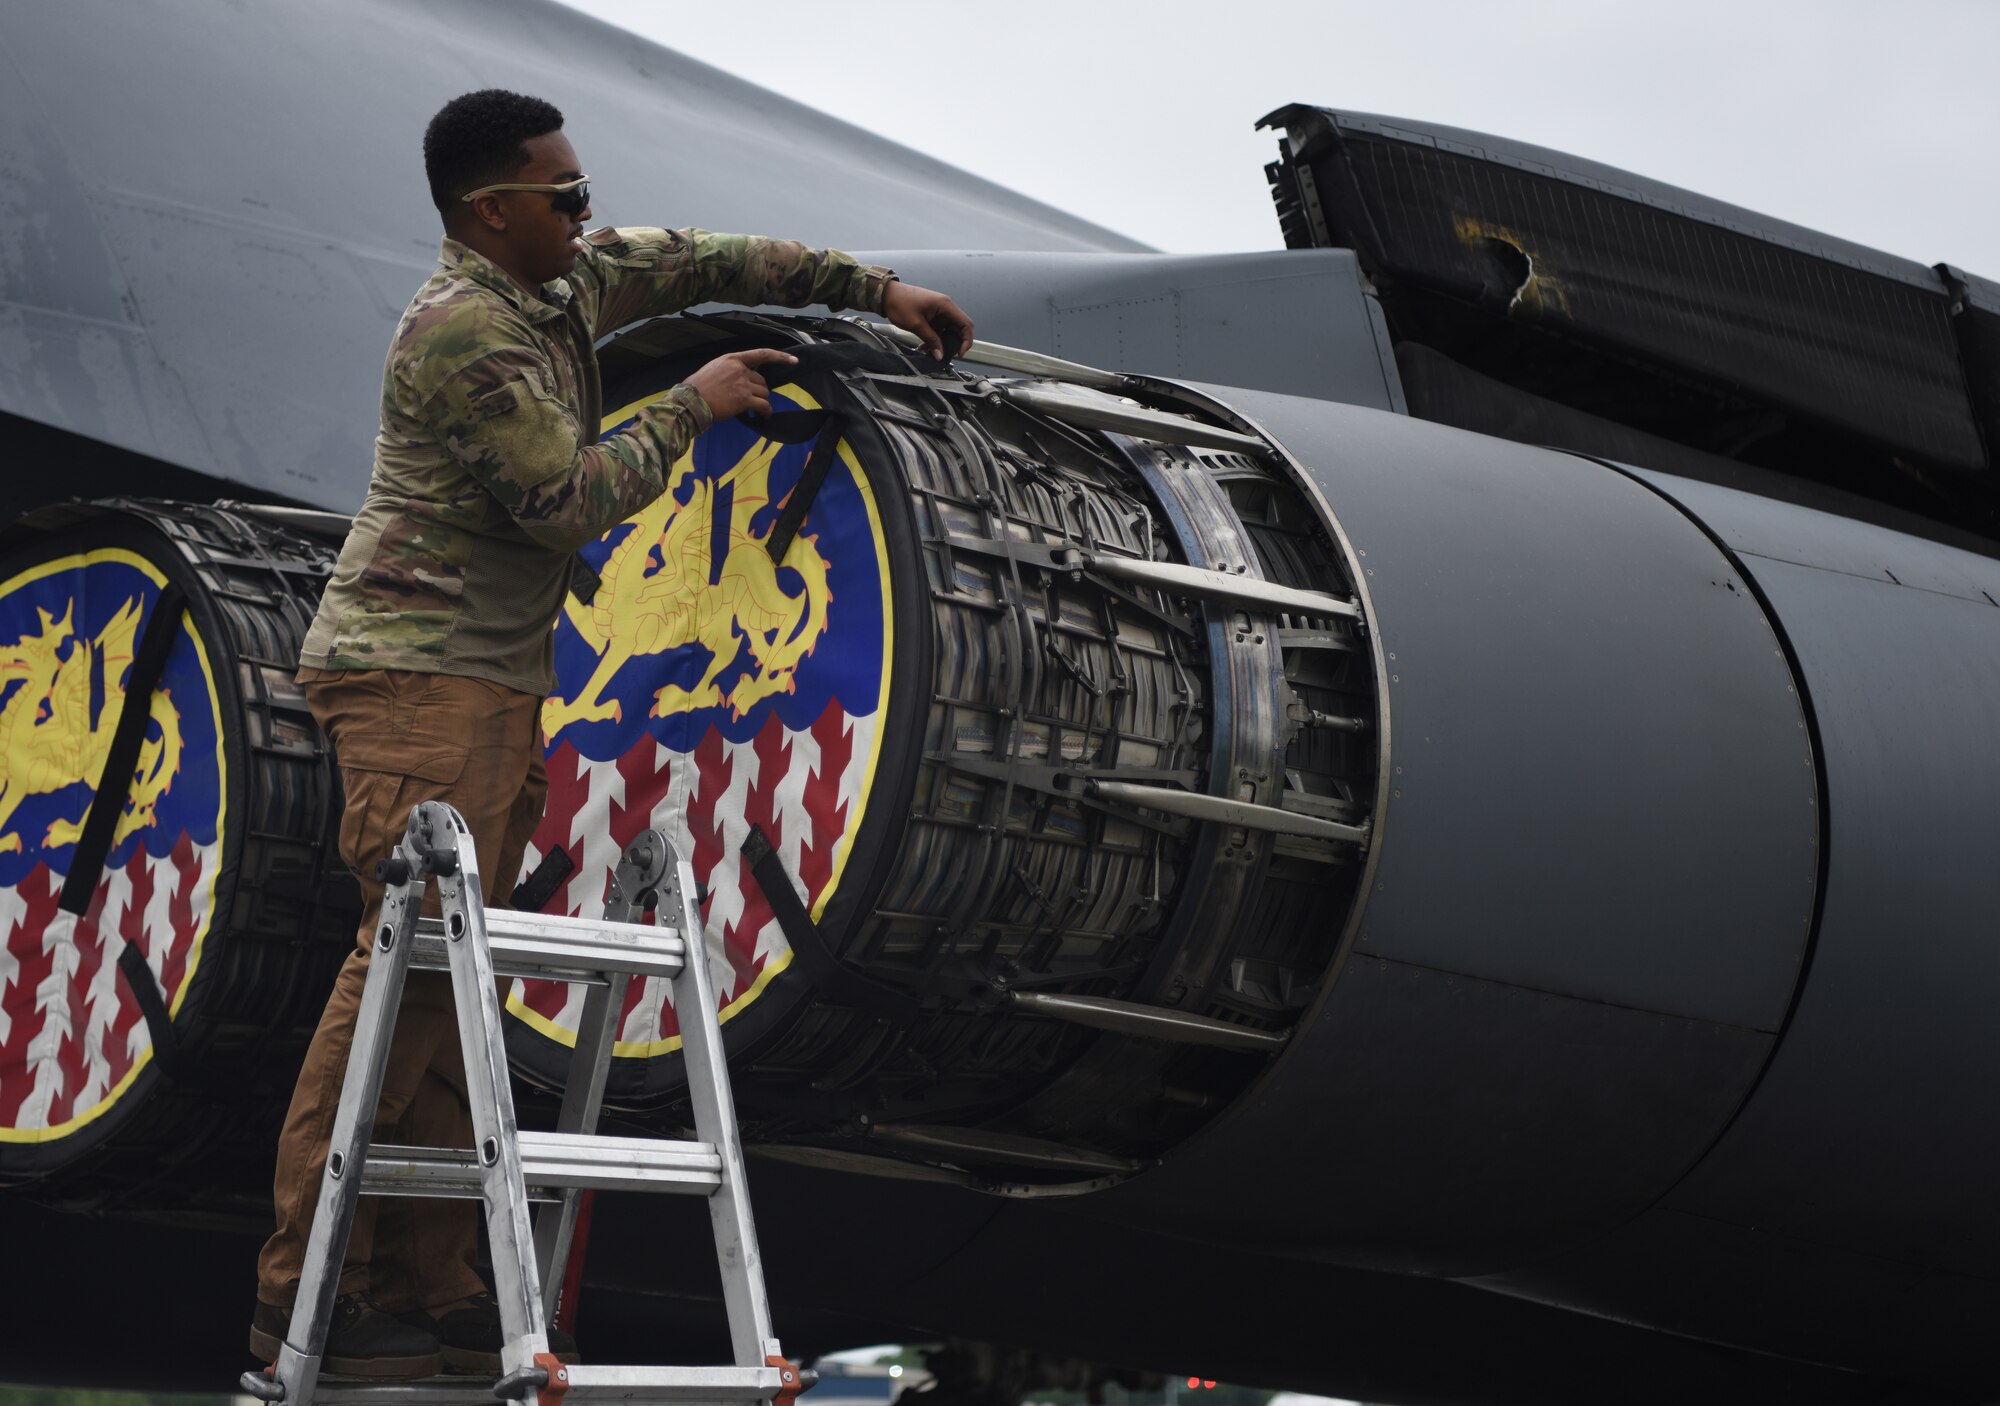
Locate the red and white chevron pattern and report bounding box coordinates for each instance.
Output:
[514,698,873,1050]
[0,836,214,1135]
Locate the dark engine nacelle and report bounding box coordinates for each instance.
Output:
[500,311,1821,1251]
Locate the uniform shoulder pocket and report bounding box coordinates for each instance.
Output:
[444,348,559,419]
[588,226,689,272]
[470,368,556,420]
[468,383,521,420]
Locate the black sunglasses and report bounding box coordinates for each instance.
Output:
[460,175,592,217]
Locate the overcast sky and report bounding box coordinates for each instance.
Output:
[554,0,2000,275]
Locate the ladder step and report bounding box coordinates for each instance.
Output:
[558,1364,794,1402]
[306,1364,789,1406]
[361,1132,722,1199]
[411,911,686,981]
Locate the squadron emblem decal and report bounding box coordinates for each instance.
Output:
[0,551,226,1141]
[541,431,836,732]
[513,383,892,1057]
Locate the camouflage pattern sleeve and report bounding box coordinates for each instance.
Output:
[576,227,896,337]
[422,346,711,553]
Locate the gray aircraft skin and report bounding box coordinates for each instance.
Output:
[3,4,1999,1405]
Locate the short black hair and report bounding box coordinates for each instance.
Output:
[423,89,565,215]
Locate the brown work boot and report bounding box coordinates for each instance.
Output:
[250,1293,443,1380]
[396,1291,581,1374]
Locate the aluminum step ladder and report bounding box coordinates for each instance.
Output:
[244,800,805,1406]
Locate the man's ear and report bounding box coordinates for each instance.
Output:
[468,192,508,233]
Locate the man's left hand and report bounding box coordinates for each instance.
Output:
[883,282,975,361]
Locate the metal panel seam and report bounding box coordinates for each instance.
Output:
[1543,449,1834,1216]
[1361,954,1773,1036]
[1733,547,1999,604]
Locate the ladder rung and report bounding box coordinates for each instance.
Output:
[486,907,686,946]
[517,1129,724,1195]
[306,1364,790,1405]
[362,1133,722,1199]
[304,1385,492,1406]
[557,1364,793,1401]
[411,911,686,981]
[305,1385,502,1406]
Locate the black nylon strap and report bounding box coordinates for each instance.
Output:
[740,407,836,446]
[778,341,909,380]
[737,343,893,564]
[511,843,576,914]
[59,583,188,1069]
[733,340,906,440]
[115,940,178,1071]
[59,585,187,914]
[762,414,844,564]
[569,552,603,608]
[741,824,917,1023]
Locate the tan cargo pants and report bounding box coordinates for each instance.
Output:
[256,667,548,1312]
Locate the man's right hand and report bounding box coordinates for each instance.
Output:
[683,348,800,420]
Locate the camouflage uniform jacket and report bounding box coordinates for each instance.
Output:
[297,228,895,694]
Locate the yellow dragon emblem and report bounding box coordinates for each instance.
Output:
[543,435,835,734]
[0,596,184,856]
